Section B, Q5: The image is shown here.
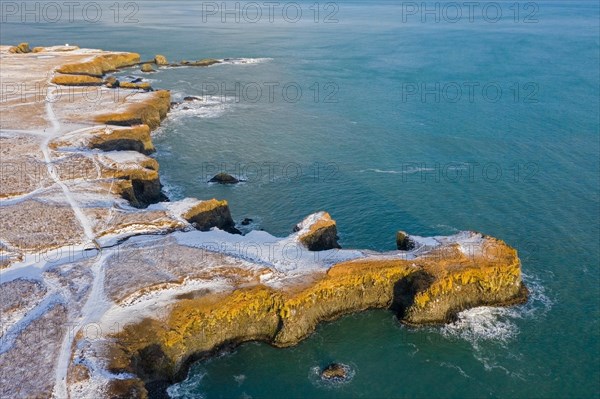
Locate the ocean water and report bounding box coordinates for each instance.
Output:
[3,1,599,398]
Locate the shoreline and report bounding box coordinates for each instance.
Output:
[0,44,527,399]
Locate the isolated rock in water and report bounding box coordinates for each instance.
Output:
[154,54,168,65]
[182,198,241,234]
[119,81,153,91]
[321,364,348,380]
[241,218,253,226]
[141,63,155,73]
[396,230,415,250]
[130,77,143,83]
[181,58,221,67]
[183,96,202,102]
[209,173,240,184]
[8,42,31,53]
[294,211,341,251]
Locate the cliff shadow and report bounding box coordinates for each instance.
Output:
[390,270,435,320]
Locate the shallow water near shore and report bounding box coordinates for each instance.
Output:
[3,1,599,397]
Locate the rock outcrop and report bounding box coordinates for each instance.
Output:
[89,125,155,154]
[51,74,103,86]
[180,58,221,67]
[8,42,31,53]
[208,172,240,184]
[94,90,170,130]
[56,52,140,76]
[141,63,155,73]
[154,55,168,65]
[294,212,341,251]
[181,199,240,234]
[321,363,348,380]
[396,230,415,250]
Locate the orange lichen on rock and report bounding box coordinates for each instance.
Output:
[182,199,238,233]
[51,74,103,86]
[88,124,155,154]
[56,52,140,76]
[107,233,526,391]
[403,238,527,324]
[94,90,170,130]
[296,212,341,251]
[118,81,153,91]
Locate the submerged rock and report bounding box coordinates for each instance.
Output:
[321,363,348,380]
[241,218,253,226]
[209,173,240,184]
[294,212,341,251]
[396,230,415,250]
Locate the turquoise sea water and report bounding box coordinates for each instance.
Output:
[3,1,599,397]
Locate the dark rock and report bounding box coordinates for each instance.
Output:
[209,173,240,184]
[396,230,415,251]
[183,96,202,102]
[181,59,221,67]
[241,218,253,226]
[131,78,143,83]
[104,76,119,88]
[122,178,168,209]
[184,199,241,234]
[321,363,347,380]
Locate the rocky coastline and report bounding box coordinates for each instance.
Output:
[0,44,527,399]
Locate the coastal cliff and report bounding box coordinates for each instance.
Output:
[103,232,526,397]
[0,44,527,399]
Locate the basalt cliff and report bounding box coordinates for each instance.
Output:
[0,45,527,399]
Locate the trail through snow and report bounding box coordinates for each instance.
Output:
[24,79,107,399]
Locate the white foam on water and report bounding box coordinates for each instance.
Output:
[438,272,553,374]
[218,57,273,65]
[167,370,207,399]
[234,374,246,385]
[359,167,435,174]
[442,306,519,343]
[439,361,471,378]
[441,273,552,345]
[168,95,231,120]
[308,363,356,390]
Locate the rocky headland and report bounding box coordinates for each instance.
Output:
[0,44,527,399]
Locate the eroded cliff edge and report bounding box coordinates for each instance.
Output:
[102,228,526,398]
[0,45,527,399]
